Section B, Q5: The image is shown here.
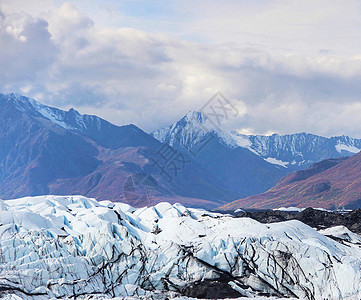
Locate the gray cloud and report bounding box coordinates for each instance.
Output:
[0,10,57,85]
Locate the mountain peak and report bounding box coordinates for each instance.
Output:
[0,93,89,132]
[8,92,23,100]
[0,93,45,117]
[183,110,208,124]
[4,92,39,104]
[68,107,80,115]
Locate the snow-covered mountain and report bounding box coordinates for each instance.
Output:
[152,111,246,153]
[2,93,157,149]
[3,93,104,133]
[1,195,361,299]
[237,132,361,168]
[152,111,361,169]
[152,111,290,198]
[0,93,235,206]
[3,92,361,209]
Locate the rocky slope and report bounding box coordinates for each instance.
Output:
[0,195,361,299]
[219,153,361,211]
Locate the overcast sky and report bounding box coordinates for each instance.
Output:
[2,0,361,137]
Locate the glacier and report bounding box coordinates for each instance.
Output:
[0,195,360,299]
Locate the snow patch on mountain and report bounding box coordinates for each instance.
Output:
[229,131,251,147]
[335,142,361,154]
[264,157,289,168]
[152,111,223,150]
[1,195,361,299]
[274,207,305,212]
[31,100,75,130]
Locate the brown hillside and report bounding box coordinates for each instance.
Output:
[218,154,361,211]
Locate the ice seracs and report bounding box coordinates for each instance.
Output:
[1,195,361,299]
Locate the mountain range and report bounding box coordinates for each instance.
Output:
[1,92,361,210]
[0,93,233,209]
[152,111,361,169]
[152,110,361,207]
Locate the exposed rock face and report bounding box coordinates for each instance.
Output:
[181,278,243,299]
[1,196,361,299]
[0,94,100,198]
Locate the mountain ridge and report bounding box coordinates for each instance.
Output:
[152,110,361,169]
[3,93,361,210]
[0,93,233,208]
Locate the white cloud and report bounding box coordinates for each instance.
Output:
[1,1,361,138]
[174,0,361,55]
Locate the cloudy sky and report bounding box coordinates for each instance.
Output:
[2,0,361,137]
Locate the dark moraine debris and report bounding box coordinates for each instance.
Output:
[181,279,243,299]
[236,208,361,234]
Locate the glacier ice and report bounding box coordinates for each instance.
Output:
[0,195,360,299]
